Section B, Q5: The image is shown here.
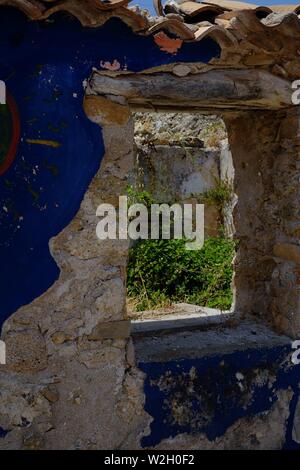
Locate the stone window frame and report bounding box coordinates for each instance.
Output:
[80,64,300,340]
[2,63,298,373]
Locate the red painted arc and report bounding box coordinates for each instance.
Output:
[0,91,21,176]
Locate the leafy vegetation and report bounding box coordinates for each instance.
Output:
[126,185,157,207]
[198,178,233,212]
[127,237,235,312]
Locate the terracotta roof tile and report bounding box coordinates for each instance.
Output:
[1,0,300,78]
[172,1,225,16]
[193,23,238,46]
[162,1,225,24]
[203,0,271,11]
[271,4,300,13]
[146,17,196,38]
[153,0,164,15]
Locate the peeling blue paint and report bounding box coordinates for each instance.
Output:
[0,427,8,439]
[284,385,300,449]
[139,345,300,448]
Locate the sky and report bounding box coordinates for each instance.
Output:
[137,0,300,15]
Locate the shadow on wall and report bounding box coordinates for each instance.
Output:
[0,8,221,329]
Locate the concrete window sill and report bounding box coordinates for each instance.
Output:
[132,308,291,363]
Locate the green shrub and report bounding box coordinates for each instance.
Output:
[198,179,233,211]
[127,237,235,312]
[126,185,157,208]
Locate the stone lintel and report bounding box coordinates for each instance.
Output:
[89,68,293,111]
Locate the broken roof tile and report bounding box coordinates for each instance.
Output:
[194,23,238,47]
[203,0,271,11]
[1,0,300,74]
[163,1,225,23]
[147,17,196,39]
[173,1,225,16]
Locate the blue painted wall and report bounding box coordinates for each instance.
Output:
[0,8,220,329]
[139,345,300,449]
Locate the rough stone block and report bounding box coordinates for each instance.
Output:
[84,95,131,126]
[88,320,131,340]
[274,243,300,264]
[4,330,48,373]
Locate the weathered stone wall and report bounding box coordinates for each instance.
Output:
[270,109,300,337]
[0,15,299,447]
[134,112,229,237]
[135,325,298,449]
[0,0,300,451]
[224,109,300,337]
[0,107,151,450]
[1,93,299,450]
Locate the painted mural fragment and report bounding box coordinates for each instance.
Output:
[100,60,122,71]
[0,93,20,176]
[154,31,183,54]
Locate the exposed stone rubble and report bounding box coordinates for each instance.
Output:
[134,112,227,149]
